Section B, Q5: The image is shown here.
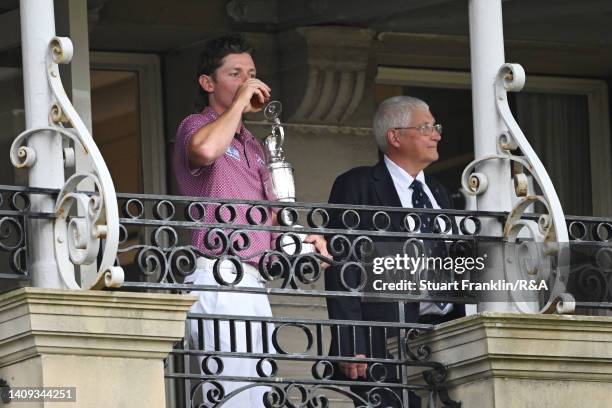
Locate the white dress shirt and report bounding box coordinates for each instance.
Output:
[384,155,453,316]
[384,155,440,210]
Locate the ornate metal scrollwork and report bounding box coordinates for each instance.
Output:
[10,36,123,289]
[461,63,572,313]
[423,362,461,408]
[403,329,432,362]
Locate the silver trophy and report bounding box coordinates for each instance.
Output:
[263,101,314,254]
[263,101,296,203]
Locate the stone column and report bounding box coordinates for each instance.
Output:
[0,287,195,408]
[20,0,65,288]
[397,312,612,407]
[468,0,515,313]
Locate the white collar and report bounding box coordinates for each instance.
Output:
[384,155,426,190]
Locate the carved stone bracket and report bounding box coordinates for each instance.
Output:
[279,26,374,124]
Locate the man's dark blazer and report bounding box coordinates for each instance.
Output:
[325,159,466,363]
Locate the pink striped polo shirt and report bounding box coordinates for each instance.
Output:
[174,107,276,264]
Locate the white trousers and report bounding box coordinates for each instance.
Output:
[186,258,274,408]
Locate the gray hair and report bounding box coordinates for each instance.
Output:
[373,96,429,153]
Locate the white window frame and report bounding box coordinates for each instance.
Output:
[376,67,612,216]
[90,52,166,195]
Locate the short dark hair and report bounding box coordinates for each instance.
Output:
[194,33,253,111]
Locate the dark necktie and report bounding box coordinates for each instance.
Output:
[410,179,434,232]
[410,179,447,311]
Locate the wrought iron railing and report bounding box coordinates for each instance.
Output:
[0,186,31,281]
[1,186,611,407]
[115,192,481,407]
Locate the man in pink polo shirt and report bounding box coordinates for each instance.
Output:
[174,33,328,407]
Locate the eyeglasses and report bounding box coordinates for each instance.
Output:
[394,123,443,136]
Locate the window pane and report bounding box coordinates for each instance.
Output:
[515,93,591,215]
[91,70,141,194]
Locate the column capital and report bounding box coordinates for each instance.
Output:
[278,26,375,124]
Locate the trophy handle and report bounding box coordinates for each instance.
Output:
[271,120,285,149]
